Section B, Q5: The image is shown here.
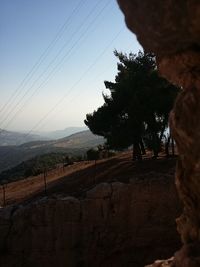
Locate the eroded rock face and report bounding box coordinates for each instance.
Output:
[117,0,200,57]
[145,257,174,267]
[117,0,200,266]
[158,50,200,246]
[0,177,180,267]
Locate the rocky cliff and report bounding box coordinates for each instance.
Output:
[118,0,200,266]
[0,174,180,267]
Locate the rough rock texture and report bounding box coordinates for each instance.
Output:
[145,257,174,267]
[0,176,180,267]
[117,0,200,57]
[147,243,200,267]
[118,0,200,266]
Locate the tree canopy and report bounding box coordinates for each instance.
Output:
[85,51,180,159]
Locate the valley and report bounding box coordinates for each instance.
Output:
[0,129,104,173]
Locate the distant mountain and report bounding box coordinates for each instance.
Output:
[0,129,46,146]
[35,126,87,140]
[0,130,104,172]
[20,130,104,149]
[52,130,104,148]
[0,127,87,146]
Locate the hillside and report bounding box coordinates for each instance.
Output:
[1,151,176,206]
[0,130,104,172]
[20,130,104,149]
[35,126,87,139]
[0,152,74,184]
[53,130,104,148]
[0,129,45,146]
[0,127,88,146]
[0,152,181,267]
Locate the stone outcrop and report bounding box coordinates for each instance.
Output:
[117,0,200,266]
[0,176,180,267]
[145,257,174,267]
[117,0,200,57]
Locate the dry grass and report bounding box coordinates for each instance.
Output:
[0,151,176,207]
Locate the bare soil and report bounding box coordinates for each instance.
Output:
[0,151,176,206]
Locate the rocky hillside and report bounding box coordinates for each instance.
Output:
[0,154,181,267]
[0,130,104,172]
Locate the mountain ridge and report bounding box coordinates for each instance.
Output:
[0,130,104,173]
[0,126,88,146]
[0,128,45,146]
[33,126,87,140]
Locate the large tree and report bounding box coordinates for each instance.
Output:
[85,51,179,159]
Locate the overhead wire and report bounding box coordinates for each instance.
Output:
[0,0,86,120]
[24,27,125,138]
[0,2,124,172]
[38,27,126,133]
[0,1,111,130]
[0,26,124,170]
[0,1,110,130]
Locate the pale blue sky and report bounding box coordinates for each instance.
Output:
[0,0,142,132]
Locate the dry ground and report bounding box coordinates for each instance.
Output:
[0,151,176,206]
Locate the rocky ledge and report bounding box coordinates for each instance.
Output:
[0,174,180,267]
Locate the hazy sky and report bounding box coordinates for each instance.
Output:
[0,0,142,132]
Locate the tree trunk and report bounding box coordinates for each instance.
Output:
[165,135,170,157]
[139,138,146,155]
[132,142,142,161]
[159,117,168,143]
[152,133,159,158]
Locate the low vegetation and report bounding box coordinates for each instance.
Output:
[0,130,104,173]
[0,152,83,184]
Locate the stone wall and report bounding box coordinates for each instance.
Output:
[0,175,180,267]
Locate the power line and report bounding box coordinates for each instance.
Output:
[29,18,129,133]
[34,41,141,129]
[0,1,111,130]
[0,0,102,129]
[0,26,124,172]
[0,0,86,118]
[24,27,124,137]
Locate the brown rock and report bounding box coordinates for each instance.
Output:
[117,0,200,57]
[174,243,200,267]
[118,0,200,266]
[145,257,174,267]
[0,176,180,267]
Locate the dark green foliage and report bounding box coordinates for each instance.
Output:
[86,145,116,161]
[86,148,100,161]
[0,152,81,184]
[64,155,74,166]
[85,51,180,158]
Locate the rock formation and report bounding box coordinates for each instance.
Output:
[117,0,200,266]
[0,176,180,267]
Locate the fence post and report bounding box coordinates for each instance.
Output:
[94,159,97,184]
[2,184,6,207]
[63,158,65,172]
[43,168,47,195]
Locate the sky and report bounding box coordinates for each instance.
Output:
[0,0,142,132]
